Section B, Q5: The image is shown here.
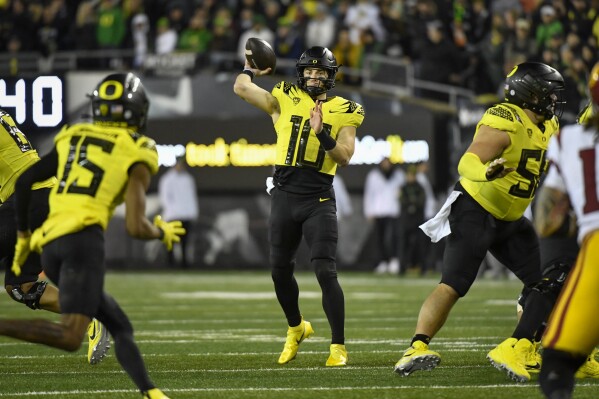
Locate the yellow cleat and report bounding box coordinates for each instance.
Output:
[575,349,599,378]
[326,344,348,367]
[142,388,170,399]
[487,338,532,382]
[277,318,314,364]
[87,319,110,365]
[394,340,441,376]
[525,341,542,374]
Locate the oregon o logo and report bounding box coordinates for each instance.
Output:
[98,80,124,100]
[311,59,318,64]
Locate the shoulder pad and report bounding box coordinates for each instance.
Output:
[135,135,159,174]
[487,105,517,122]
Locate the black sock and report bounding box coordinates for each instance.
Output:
[319,277,345,344]
[114,333,154,392]
[272,272,301,327]
[513,290,554,341]
[412,334,431,346]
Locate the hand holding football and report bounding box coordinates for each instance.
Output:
[245,38,276,72]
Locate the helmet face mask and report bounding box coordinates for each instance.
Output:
[296,46,338,97]
[91,72,149,132]
[504,62,565,119]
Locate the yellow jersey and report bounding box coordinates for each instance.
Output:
[0,110,55,203]
[460,103,559,221]
[32,123,158,249]
[271,81,364,193]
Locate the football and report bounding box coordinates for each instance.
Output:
[245,38,276,72]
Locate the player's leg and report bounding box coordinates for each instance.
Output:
[1,193,60,313]
[269,189,311,364]
[541,232,599,397]
[0,228,98,351]
[487,217,544,382]
[395,190,491,375]
[96,293,169,398]
[303,192,346,366]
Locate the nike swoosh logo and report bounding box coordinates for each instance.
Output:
[319,198,331,202]
[296,325,306,344]
[89,323,97,341]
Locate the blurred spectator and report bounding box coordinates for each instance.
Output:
[96,0,125,50]
[415,20,462,101]
[2,0,37,52]
[399,164,427,275]
[236,7,255,36]
[38,0,71,56]
[72,1,98,69]
[535,5,564,51]
[363,158,404,274]
[379,0,408,57]
[210,8,237,71]
[236,14,274,64]
[333,174,353,221]
[177,11,213,67]
[403,0,438,60]
[158,156,199,268]
[166,1,188,34]
[504,18,537,66]
[263,0,283,33]
[155,16,177,55]
[560,57,588,123]
[305,3,336,49]
[331,27,363,85]
[344,0,386,46]
[130,13,149,70]
[567,0,594,39]
[273,18,303,75]
[96,0,125,67]
[464,0,491,49]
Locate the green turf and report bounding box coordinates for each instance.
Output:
[0,271,597,398]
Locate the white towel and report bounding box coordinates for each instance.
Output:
[419,191,463,243]
[266,177,275,195]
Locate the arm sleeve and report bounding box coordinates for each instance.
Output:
[457,152,488,182]
[15,147,58,231]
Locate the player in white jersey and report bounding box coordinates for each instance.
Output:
[539,62,599,399]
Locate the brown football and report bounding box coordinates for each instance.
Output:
[245,38,276,72]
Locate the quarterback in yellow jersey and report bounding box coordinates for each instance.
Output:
[394,62,566,380]
[0,73,184,399]
[234,46,364,366]
[540,62,599,398]
[0,109,110,365]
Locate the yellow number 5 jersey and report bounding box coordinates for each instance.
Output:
[460,103,559,220]
[32,123,158,249]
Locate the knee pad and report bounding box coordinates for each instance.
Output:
[8,281,47,310]
[533,261,571,301]
[313,258,337,284]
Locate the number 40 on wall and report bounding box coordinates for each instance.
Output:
[0,76,64,128]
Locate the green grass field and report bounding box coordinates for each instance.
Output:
[0,271,597,399]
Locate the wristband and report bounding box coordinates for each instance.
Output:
[315,131,337,151]
[241,69,255,81]
[457,152,488,182]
